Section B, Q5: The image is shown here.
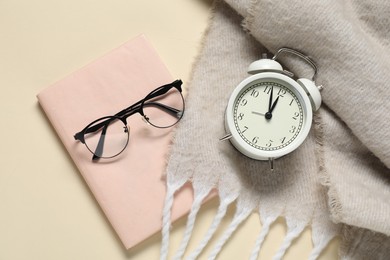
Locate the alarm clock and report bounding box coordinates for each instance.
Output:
[221,48,322,170]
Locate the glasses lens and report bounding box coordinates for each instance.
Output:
[83,116,129,159]
[142,86,184,128]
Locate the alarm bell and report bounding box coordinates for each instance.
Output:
[297,78,322,111]
[247,58,283,74]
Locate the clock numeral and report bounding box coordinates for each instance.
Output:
[252,136,259,144]
[280,137,286,144]
[266,140,273,147]
[277,88,286,97]
[292,112,300,120]
[241,99,248,106]
[289,99,294,106]
[238,113,244,120]
[263,86,272,95]
[241,126,248,134]
[250,89,259,98]
[289,125,297,133]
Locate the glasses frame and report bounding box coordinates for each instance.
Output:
[74,79,184,161]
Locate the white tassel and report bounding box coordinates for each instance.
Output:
[309,221,340,260]
[208,207,252,260]
[308,243,326,260]
[160,187,176,260]
[273,222,306,260]
[173,192,208,260]
[249,216,277,260]
[187,199,231,260]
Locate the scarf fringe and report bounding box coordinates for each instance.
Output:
[208,204,253,259]
[273,221,307,260]
[249,215,277,260]
[161,186,337,259]
[173,187,212,260]
[188,197,234,260]
[160,185,179,260]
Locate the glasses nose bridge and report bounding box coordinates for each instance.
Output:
[119,116,128,125]
[120,118,130,134]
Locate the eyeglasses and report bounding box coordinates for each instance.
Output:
[74,80,184,161]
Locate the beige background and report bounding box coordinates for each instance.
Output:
[0,0,339,259]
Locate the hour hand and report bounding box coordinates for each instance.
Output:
[270,96,279,113]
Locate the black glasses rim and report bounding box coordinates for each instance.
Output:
[140,84,185,128]
[82,115,130,159]
[76,115,127,142]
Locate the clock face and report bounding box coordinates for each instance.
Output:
[233,80,304,151]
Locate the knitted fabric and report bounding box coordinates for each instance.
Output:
[161,1,390,259]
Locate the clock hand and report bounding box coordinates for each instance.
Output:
[265,86,275,120]
[252,111,265,116]
[270,96,279,113]
[268,86,273,113]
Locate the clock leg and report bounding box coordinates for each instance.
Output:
[268,157,274,172]
[219,133,233,141]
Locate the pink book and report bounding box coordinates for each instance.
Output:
[37,35,193,249]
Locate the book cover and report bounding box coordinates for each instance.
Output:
[37,35,193,249]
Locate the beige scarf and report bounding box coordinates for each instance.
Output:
[161,1,390,259]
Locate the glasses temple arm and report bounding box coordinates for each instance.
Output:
[92,124,108,161]
[115,100,143,117]
[143,102,182,117]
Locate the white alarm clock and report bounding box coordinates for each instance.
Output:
[221,48,322,170]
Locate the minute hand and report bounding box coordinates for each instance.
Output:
[268,86,273,112]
